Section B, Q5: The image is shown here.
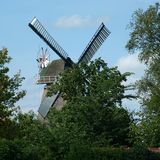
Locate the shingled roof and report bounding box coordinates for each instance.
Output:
[40,59,65,77]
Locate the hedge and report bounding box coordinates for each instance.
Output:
[0,139,47,160]
[1,139,160,160]
[67,145,160,160]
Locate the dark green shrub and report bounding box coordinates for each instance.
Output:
[0,139,24,160]
[67,145,131,160]
[132,144,150,160]
[0,139,49,160]
[66,145,160,160]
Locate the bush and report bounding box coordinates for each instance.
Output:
[66,144,160,160]
[67,144,131,160]
[0,139,24,160]
[1,139,160,160]
[0,139,47,160]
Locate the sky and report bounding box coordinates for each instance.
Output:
[0,0,158,113]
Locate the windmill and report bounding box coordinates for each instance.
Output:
[29,17,110,119]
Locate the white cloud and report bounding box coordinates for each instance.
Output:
[117,53,145,74]
[116,54,145,111]
[54,15,109,28]
[116,53,146,85]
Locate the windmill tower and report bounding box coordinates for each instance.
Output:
[29,17,110,119]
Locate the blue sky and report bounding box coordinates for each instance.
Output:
[0,0,158,112]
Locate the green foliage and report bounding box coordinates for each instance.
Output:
[0,138,48,160]
[0,48,25,116]
[67,145,160,160]
[126,3,160,147]
[49,101,132,147]
[126,2,160,113]
[0,139,23,160]
[0,48,26,139]
[130,111,160,147]
[67,145,128,160]
[0,48,56,160]
[16,112,54,160]
[0,112,54,160]
[1,139,160,160]
[126,3,160,64]
[48,58,135,104]
[47,58,135,158]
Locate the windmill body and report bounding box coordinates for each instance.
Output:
[29,17,110,119]
[37,59,65,119]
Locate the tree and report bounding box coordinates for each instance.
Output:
[0,48,56,159]
[16,111,54,160]
[126,3,160,146]
[126,2,160,64]
[48,58,134,105]
[0,111,55,160]
[48,58,134,158]
[0,48,26,139]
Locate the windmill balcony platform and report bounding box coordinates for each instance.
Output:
[37,75,57,84]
